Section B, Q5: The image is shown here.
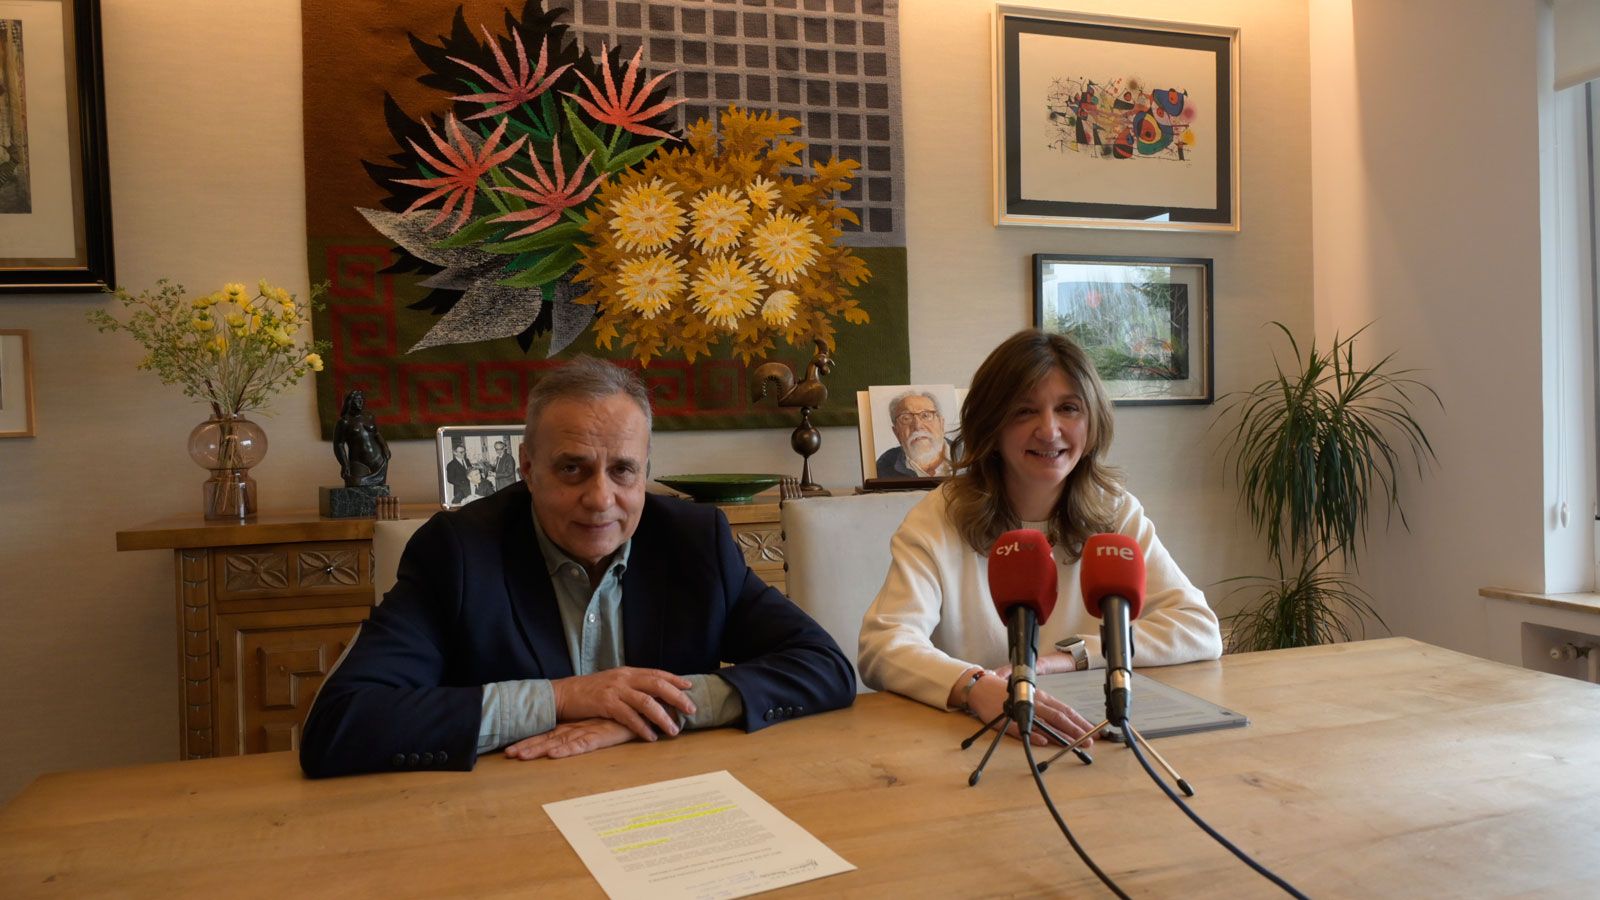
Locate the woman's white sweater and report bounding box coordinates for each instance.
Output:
[857,487,1223,710]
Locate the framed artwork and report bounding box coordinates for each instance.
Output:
[0,0,113,292]
[856,385,965,485]
[1034,254,1213,405]
[435,425,524,509]
[0,328,35,436]
[993,6,1239,232]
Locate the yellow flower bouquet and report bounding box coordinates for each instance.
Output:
[89,279,329,417]
[90,280,330,518]
[574,107,871,364]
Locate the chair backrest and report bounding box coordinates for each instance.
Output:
[781,490,929,692]
[373,517,430,603]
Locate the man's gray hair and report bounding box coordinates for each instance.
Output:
[522,356,653,445]
[888,389,942,424]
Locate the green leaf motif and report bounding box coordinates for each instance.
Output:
[606,140,663,173]
[483,221,585,255]
[562,100,611,170]
[499,245,582,289]
[434,215,509,249]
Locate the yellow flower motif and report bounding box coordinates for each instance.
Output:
[616,253,687,319]
[273,287,292,305]
[225,312,247,330]
[744,176,779,211]
[211,333,228,354]
[248,313,263,334]
[688,187,751,253]
[267,327,292,347]
[190,296,210,310]
[190,316,214,332]
[608,178,685,253]
[225,283,248,302]
[257,279,272,297]
[690,256,765,329]
[760,289,800,326]
[304,352,324,372]
[747,212,821,284]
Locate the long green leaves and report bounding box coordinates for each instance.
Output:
[1212,321,1439,650]
[1214,322,1440,567]
[1219,549,1387,652]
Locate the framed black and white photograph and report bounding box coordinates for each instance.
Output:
[0,0,114,292]
[435,424,523,509]
[1034,254,1213,405]
[856,385,965,485]
[0,328,35,436]
[993,7,1239,231]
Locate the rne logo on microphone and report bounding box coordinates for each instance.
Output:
[1095,545,1136,560]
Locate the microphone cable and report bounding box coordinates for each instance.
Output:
[1022,737,1131,899]
[1122,724,1309,899]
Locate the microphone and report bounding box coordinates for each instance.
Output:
[987,529,1058,735]
[1080,534,1146,727]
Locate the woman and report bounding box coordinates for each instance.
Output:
[857,329,1222,744]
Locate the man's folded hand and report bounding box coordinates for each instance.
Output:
[552,667,696,740]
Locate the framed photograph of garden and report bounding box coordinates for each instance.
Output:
[1033,254,1212,405]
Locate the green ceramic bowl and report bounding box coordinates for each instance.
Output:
[655,474,785,504]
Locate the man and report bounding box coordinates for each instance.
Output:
[445,445,472,504]
[300,357,855,777]
[468,465,495,499]
[492,439,517,491]
[876,390,955,478]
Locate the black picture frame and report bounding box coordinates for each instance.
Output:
[0,0,113,292]
[994,7,1238,232]
[1033,253,1214,405]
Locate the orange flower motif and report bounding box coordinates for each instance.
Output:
[563,45,684,140]
[450,26,572,120]
[491,147,603,237]
[396,115,526,232]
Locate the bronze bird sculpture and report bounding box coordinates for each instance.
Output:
[751,338,834,497]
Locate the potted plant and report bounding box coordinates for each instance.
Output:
[1213,322,1440,651]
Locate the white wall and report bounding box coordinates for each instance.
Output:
[0,0,1309,803]
[1309,0,1552,653]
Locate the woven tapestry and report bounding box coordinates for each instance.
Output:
[302,0,908,437]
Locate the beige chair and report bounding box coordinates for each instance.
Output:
[781,490,930,692]
[372,517,430,603]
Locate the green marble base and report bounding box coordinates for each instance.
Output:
[319,484,391,518]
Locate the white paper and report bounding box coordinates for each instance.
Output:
[543,770,854,900]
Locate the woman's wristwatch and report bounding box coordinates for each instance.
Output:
[1054,636,1090,671]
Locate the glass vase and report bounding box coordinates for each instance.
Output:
[188,414,268,520]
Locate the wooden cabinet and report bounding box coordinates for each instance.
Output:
[118,496,785,760]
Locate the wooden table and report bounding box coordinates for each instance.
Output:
[4,638,1599,897]
[115,496,786,761]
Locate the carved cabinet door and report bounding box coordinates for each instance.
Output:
[215,607,370,756]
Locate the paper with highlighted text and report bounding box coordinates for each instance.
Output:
[543,769,855,900]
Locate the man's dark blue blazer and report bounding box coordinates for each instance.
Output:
[300,483,856,778]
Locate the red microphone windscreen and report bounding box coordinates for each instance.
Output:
[1080,533,1146,619]
[987,529,1058,624]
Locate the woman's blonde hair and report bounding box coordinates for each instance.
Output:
[944,329,1122,560]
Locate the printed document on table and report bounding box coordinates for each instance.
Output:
[542,769,854,900]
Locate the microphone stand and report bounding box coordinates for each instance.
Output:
[1036,714,1194,797]
[960,696,1094,786]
